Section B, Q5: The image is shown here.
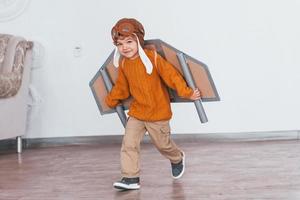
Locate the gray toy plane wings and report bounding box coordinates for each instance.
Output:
[89,39,220,127]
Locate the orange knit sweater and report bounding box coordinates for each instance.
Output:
[105,49,193,121]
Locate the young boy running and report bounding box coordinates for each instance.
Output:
[105,18,201,190]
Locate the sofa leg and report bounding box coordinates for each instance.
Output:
[17,136,22,153]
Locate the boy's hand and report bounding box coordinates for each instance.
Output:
[189,88,201,101]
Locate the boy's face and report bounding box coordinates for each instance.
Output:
[116,36,139,60]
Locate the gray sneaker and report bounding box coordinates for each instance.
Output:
[113,177,140,190]
[171,152,185,179]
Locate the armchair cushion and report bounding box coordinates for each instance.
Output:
[0,34,33,98]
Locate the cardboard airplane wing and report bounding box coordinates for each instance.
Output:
[89,39,220,126]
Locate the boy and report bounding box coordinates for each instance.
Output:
[105,18,201,190]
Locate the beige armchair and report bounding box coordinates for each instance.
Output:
[0,34,33,153]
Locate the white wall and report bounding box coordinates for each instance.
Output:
[1,0,299,138]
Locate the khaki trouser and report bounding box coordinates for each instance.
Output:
[121,117,183,177]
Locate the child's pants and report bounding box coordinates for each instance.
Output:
[121,117,183,177]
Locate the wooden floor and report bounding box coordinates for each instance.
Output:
[0,138,300,200]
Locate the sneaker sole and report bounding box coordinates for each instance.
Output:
[113,182,140,190]
[172,151,185,179]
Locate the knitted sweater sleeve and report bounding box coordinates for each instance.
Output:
[105,67,130,108]
[156,53,193,98]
